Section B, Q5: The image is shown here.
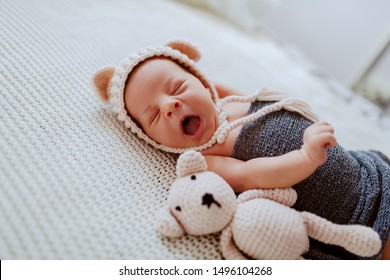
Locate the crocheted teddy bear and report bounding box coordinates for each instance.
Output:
[157,150,382,259]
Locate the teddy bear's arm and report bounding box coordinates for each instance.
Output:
[156,206,185,238]
[237,188,297,207]
[220,225,248,260]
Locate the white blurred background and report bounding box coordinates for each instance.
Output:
[176,0,390,112]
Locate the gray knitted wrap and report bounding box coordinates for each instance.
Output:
[232,101,390,259]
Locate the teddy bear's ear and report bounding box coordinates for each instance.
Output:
[156,206,185,238]
[176,150,208,178]
[166,40,201,62]
[91,66,115,103]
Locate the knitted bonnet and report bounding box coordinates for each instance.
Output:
[92,39,319,154]
[91,39,219,153]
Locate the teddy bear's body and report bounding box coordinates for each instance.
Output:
[230,198,309,259]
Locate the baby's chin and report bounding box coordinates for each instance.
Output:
[158,131,215,150]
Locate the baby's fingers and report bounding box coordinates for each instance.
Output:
[318,132,337,148]
[311,121,335,134]
[304,122,336,146]
[307,130,336,149]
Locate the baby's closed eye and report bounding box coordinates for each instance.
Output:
[150,110,160,125]
[172,80,186,95]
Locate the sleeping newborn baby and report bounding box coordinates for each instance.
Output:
[92,39,390,260]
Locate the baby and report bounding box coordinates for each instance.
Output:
[92,40,390,260]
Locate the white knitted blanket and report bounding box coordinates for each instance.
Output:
[1,0,389,259]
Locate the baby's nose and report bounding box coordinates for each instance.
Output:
[164,99,181,118]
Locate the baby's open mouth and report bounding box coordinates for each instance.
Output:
[182,116,201,136]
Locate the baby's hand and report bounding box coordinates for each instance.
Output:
[302,122,337,165]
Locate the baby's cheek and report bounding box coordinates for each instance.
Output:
[155,125,177,145]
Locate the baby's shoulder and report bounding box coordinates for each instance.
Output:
[225,102,250,123]
[202,124,242,157]
[202,102,250,156]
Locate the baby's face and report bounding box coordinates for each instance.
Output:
[124,58,218,149]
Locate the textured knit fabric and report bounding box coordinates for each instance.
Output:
[232,101,390,259]
[2,0,390,259]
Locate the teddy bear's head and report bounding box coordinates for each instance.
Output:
[157,151,236,237]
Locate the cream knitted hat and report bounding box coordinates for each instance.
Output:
[91,39,219,153]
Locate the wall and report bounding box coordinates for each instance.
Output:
[260,0,390,88]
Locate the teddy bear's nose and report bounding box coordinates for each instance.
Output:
[202,193,221,208]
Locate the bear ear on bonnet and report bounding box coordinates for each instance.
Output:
[166,40,201,62]
[91,66,115,103]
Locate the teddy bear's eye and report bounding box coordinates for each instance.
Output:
[175,206,181,212]
[191,175,196,180]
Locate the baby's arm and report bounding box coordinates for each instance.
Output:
[204,122,336,192]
